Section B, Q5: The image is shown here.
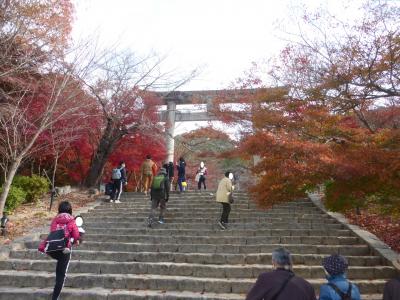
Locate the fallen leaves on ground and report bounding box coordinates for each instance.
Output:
[0,190,96,245]
[345,209,400,253]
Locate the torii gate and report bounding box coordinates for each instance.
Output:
[156,89,263,163]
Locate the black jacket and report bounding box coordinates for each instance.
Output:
[246,269,316,300]
[383,277,400,300]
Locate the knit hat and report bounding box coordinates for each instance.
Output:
[322,254,348,276]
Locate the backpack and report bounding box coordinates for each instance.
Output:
[112,168,122,180]
[105,182,113,196]
[328,282,352,300]
[152,175,165,191]
[44,229,67,253]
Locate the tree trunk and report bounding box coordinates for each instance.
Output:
[84,120,120,187]
[52,151,59,190]
[0,158,22,216]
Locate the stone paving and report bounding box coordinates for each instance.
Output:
[0,191,397,299]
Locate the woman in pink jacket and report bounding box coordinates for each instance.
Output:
[39,201,80,300]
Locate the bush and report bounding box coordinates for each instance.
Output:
[1,185,27,213]
[13,175,50,203]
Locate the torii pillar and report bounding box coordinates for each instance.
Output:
[165,100,176,163]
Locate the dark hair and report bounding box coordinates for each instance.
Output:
[225,171,231,178]
[179,157,185,162]
[119,161,125,166]
[146,154,151,159]
[58,201,72,215]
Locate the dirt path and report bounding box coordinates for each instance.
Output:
[0,190,97,245]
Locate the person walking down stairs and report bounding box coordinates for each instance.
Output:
[216,171,234,230]
[246,247,316,300]
[318,254,361,300]
[148,168,170,227]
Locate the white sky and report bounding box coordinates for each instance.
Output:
[72,0,366,135]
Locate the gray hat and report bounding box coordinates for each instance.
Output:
[159,168,167,175]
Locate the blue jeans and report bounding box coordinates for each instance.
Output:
[178,177,185,192]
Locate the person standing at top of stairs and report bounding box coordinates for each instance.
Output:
[196,161,208,190]
[110,161,127,203]
[176,157,186,193]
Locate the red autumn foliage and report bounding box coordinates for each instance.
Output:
[212,2,400,213]
[345,210,400,253]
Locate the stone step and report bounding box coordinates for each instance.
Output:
[61,233,361,245]
[0,287,246,300]
[24,241,372,255]
[1,189,395,299]
[81,217,339,225]
[83,211,329,218]
[0,287,386,300]
[0,270,388,294]
[82,221,345,230]
[95,203,319,210]
[63,228,355,237]
[11,250,386,266]
[0,259,396,279]
[91,208,323,214]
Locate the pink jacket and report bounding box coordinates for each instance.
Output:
[38,213,80,253]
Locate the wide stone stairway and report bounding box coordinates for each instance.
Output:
[0,191,397,299]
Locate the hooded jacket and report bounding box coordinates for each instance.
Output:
[38,213,80,252]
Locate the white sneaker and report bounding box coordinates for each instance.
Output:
[110,200,114,203]
[115,200,121,203]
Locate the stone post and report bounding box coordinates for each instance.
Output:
[166,100,176,163]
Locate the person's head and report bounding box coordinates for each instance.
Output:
[163,162,168,169]
[119,161,125,168]
[271,247,293,270]
[159,168,167,175]
[322,254,348,277]
[200,161,205,168]
[146,154,151,160]
[168,161,173,166]
[58,201,72,215]
[179,157,184,162]
[224,171,234,180]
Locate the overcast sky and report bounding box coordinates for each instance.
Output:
[72,0,366,91]
[71,0,365,135]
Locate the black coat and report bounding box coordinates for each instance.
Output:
[383,277,400,300]
[246,269,316,300]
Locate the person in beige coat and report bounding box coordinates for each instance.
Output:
[140,155,156,195]
[216,171,234,230]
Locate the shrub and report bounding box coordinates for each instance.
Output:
[13,175,50,203]
[1,186,27,213]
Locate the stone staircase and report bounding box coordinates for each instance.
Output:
[0,191,397,299]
